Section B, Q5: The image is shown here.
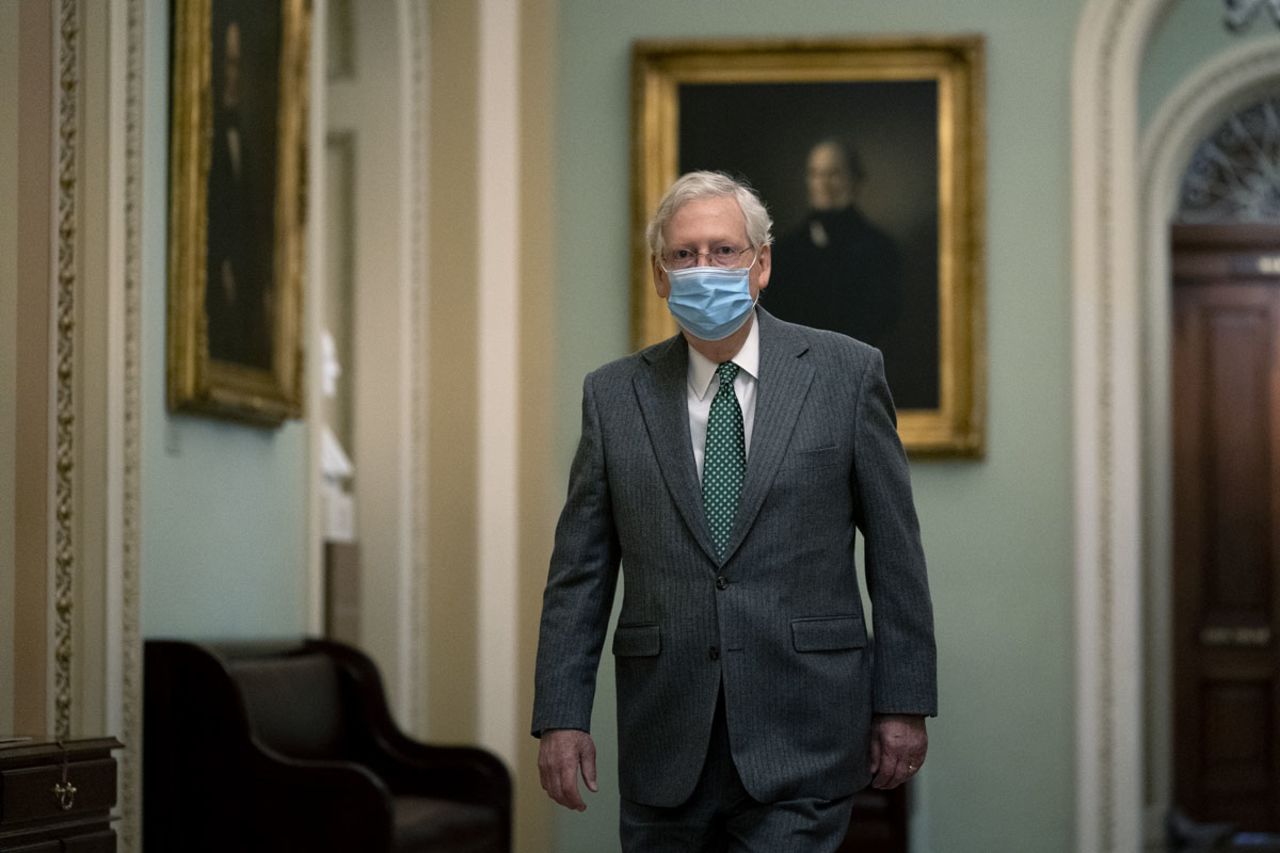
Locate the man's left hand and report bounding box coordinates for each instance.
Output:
[869,714,928,789]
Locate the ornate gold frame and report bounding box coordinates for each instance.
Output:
[631,38,985,456]
[167,0,309,425]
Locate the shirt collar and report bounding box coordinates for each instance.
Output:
[688,310,760,401]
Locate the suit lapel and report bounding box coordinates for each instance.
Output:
[720,309,813,564]
[633,335,721,564]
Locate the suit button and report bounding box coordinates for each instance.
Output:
[716,576,728,590]
[709,646,720,660]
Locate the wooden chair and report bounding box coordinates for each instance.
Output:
[144,638,510,853]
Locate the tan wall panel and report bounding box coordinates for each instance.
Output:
[0,0,19,737]
[0,0,19,732]
[515,0,558,848]
[426,0,480,744]
[13,0,54,737]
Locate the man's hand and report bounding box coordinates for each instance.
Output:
[538,728,598,811]
[869,714,927,789]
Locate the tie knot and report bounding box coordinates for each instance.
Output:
[716,362,739,387]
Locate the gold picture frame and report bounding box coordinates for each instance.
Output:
[631,38,985,456]
[167,0,310,425]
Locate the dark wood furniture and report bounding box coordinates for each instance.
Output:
[145,639,510,852]
[839,785,908,853]
[0,736,121,852]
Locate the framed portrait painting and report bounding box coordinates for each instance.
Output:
[167,0,310,425]
[631,38,986,456]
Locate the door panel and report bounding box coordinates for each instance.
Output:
[1201,299,1272,620]
[1173,232,1280,831]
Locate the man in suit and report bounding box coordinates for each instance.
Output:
[532,171,936,851]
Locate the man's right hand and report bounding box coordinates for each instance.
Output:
[537,728,598,811]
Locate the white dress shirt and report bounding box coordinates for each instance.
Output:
[687,312,759,480]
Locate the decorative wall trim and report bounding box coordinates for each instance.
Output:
[1175,95,1280,222]
[52,0,81,743]
[400,0,430,734]
[1072,6,1138,850]
[1137,37,1280,843]
[1073,0,1161,850]
[1224,0,1280,31]
[117,0,144,845]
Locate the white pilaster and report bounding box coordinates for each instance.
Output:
[476,0,520,766]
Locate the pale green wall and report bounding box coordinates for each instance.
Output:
[552,2,1086,851]
[1140,0,1278,131]
[139,0,309,639]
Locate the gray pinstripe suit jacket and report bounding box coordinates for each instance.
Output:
[532,308,936,808]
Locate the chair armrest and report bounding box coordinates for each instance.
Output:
[366,740,511,806]
[304,639,512,817]
[246,749,394,852]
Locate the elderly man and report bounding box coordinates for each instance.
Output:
[532,171,935,851]
[767,139,902,348]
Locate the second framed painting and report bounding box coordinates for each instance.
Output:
[167,0,311,426]
[631,37,985,456]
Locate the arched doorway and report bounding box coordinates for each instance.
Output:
[1074,0,1280,848]
[1155,88,1280,837]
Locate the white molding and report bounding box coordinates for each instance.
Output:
[397,0,430,731]
[1072,0,1166,850]
[1137,37,1280,841]
[475,0,520,768]
[328,0,415,725]
[104,0,144,847]
[305,0,329,637]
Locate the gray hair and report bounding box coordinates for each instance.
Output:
[645,171,774,260]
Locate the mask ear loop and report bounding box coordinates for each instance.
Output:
[746,248,761,311]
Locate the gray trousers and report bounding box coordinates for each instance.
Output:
[620,687,854,853]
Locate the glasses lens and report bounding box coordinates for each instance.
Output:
[666,248,696,269]
[665,245,749,270]
[710,245,744,267]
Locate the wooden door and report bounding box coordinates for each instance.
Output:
[1173,225,1280,831]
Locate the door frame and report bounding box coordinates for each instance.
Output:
[1073,0,1280,843]
[1139,40,1280,844]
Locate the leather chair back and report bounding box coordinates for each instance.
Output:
[228,653,349,761]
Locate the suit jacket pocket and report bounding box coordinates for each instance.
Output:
[788,445,838,469]
[791,615,866,652]
[612,623,661,657]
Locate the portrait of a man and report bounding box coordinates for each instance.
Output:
[676,80,940,410]
[167,0,308,424]
[205,0,282,371]
[766,138,902,349]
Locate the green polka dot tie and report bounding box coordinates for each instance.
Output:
[703,362,745,558]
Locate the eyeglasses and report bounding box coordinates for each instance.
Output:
[660,244,755,271]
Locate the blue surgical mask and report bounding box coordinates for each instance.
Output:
[665,264,757,341]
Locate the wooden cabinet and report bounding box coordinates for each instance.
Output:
[0,738,120,852]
